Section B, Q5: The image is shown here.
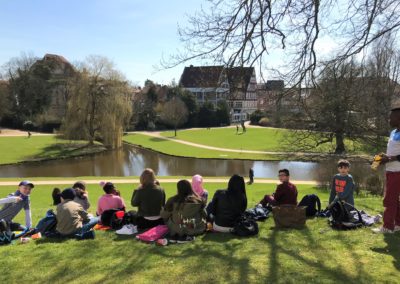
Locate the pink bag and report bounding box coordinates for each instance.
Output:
[136,225,169,242]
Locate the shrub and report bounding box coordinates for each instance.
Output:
[249,110,265,125]
[258,117,270,127]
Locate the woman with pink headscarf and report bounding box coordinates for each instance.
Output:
[192,175,208,203]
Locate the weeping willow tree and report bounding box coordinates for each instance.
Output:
[62,55,132,149]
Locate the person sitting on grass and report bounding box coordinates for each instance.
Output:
[192,174,208,203]
[0,180,34,232]
[161,180,207,243]
[328,159,355,210]
[97,182,126,216]
[258,169,298,207]
[56,188,99,239]
[72,181,90,211]
[206,175,247,233]
[52,187,62,205]
[130,168,166,230]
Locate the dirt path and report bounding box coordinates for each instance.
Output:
[0,178,318,186]
[0,128,54,137]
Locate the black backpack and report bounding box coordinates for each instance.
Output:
[35,209,57,235]
[101,209,126,230]
[329,201,363,230]
[298,194,321,217]
[0,219,14,245]
[232,214,259,237]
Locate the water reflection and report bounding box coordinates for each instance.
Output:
[0,144,370,180]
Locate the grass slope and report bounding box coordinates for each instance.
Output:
[0,181,398,283]
[0,136,105,165]
[161,127,370,154]
[124,133,282,160]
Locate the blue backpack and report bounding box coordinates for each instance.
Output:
[0,219,14,245]
[298,194,321,217]
[35,209,57,235]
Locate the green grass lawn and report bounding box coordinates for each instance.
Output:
[162,127,290,151]
[124,133,283,160]
[160,127,372,154]
[0,136,105,165]
[0,181,398,283]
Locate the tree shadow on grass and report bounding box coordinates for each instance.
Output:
[150,239,253,283]
[265,226,371,282]
[371,233,400,271]
[29,143,105,161]
[149,137,170,143]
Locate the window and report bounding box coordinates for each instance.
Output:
[234,101,243,108]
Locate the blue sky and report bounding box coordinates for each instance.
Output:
[0,0,205,86]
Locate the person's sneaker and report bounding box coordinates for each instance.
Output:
[177,235,195,244]
[166,234,178,244]
[374,214,382,224]
[19,228,36,238]
[372,227,394,234]
[394,225,400,232]
[116,224,138,235]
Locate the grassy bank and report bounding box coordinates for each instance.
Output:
[0,136,106,165]
[123,133,284,160]
[0,180,398,283]
[123,132,370,162]
[161,127,370,153]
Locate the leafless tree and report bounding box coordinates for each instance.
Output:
[160,96,188,136]
[165,0,400,86]
[284,38,400,154]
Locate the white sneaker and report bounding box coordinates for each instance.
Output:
[372,227,393,234]
[394,226,400,232]
[374,214,382,224]
[116,224,138,235]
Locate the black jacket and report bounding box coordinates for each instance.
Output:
[206,189,247,227]
[131,185,166,217]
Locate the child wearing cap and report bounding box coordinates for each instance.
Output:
[96,182,126,216]
[0,180,34,231]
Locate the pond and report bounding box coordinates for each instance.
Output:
[0,144,373,181]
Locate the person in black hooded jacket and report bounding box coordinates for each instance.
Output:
[206,175,247,232]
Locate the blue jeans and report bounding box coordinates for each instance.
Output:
[75,217,99,235]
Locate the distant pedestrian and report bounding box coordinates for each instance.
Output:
[248,168,254,185]
[241,120,246,133]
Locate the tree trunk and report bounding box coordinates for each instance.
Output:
[174,126,177,137]
[335,132,345,154]
[88,91,96,145]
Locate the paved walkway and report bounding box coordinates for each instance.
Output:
[0,178,318,186]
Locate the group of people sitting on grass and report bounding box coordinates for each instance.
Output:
[0,158,391,244]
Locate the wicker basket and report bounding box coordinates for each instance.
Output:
[272,205,307,228]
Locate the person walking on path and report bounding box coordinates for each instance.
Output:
[248,168,254,185]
